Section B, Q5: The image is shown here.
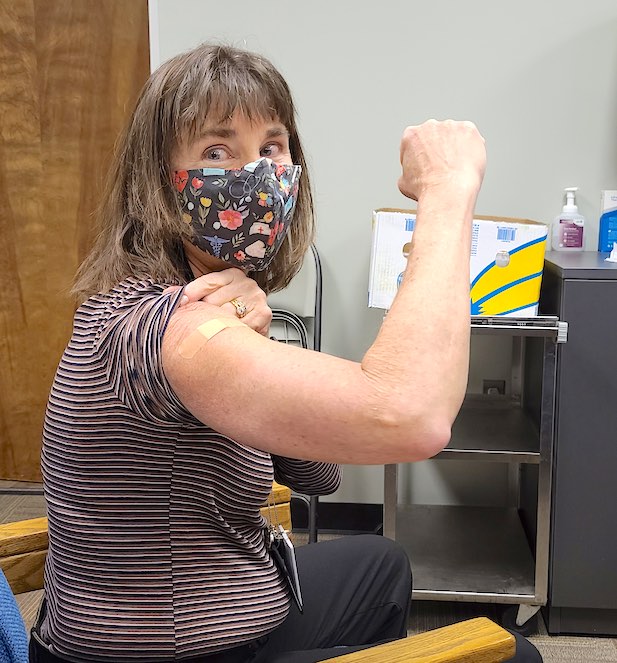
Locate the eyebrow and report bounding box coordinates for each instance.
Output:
[199,128,235,139]
[265,127,290,139]
[198,126,289,140]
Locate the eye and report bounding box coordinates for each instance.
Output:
[202,146,231,162]
[260,142,283,158]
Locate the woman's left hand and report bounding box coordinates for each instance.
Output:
[164,269,272,336]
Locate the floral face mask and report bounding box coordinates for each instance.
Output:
[173,158,301,272]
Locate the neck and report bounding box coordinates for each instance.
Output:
[183,240,228,279]
[186,255,206,279]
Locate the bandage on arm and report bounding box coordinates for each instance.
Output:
[177,318,246,359]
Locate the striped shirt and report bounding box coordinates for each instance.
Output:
[40,277,341,662]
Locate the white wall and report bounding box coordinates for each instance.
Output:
[152,0,617,505]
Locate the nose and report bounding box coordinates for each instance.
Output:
[240,149,262,167]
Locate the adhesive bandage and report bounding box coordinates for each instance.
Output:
[177,318,246,359]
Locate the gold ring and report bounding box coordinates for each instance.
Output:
[229,298,248,318]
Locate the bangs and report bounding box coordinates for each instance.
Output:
[170,47,295,144]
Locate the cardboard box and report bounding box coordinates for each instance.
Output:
[368,208,549,316]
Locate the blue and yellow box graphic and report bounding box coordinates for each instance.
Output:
[368,209,549,317]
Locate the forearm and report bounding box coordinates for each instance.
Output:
[362,186,476,435]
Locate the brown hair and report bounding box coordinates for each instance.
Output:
[73,43,314,302]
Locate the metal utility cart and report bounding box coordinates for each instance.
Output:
[383,316,568,633]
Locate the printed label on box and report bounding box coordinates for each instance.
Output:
[368,209,548,317]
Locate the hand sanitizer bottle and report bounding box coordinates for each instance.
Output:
[552,187,585,251]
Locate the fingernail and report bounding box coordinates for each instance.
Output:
[180,295,189,306]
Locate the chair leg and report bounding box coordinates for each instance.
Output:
[309,496,319,543]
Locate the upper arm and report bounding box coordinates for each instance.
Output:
[162,302,446,464]
[95,285,195,424]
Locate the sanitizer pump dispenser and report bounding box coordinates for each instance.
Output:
[552,187,585,251]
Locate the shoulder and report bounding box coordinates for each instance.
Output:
[77,276,181,321]
[75,276,185,346]
[82,276,178,310]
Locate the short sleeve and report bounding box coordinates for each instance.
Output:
[272,457,342,496]
[93,280,198,425]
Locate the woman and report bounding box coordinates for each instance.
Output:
[32,44,540,662]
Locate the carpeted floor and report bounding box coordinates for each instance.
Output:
[3,482,617,661]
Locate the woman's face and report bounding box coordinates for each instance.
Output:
[171,111,292,171]
[172,111,294,276]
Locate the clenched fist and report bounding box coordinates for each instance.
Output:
[398,119,486,202]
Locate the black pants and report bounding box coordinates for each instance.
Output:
[30,535,542,662]
[249,534,542,663]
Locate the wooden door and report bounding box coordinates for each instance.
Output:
[0,0,150,481]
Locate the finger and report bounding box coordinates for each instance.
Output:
[256,311,273,336]
[162,285,190,307]
[399,125,417,164]
[398,175,418,201]
[203,268,241,287]
[180,273,234,303]
[247,313,272,336]
[202,281,267,309]
[183,268,251,305]
[219,301,263,321]
[220,301,244,317]
[258,314,272,337]
[220,302,272,335]
[201,284,244,308]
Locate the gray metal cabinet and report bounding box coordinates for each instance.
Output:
[383,315,566,630]
[540,252,617,636]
